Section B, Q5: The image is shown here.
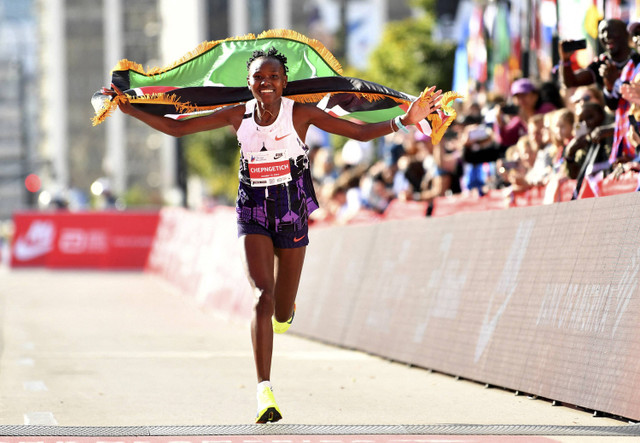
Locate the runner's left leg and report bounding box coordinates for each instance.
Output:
[273,246,306,324]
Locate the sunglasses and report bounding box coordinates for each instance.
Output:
[571,94,592,104]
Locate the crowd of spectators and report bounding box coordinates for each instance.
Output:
[307,17,640,225]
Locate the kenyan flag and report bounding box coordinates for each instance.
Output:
[92,29,461,144]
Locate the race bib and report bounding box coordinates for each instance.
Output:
[247,149,292,187]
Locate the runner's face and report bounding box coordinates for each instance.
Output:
[247,58,287,105]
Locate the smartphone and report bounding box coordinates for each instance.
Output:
[561,39,587,53]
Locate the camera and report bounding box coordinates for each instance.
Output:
[501,104,519,116]
[561,39,587,53]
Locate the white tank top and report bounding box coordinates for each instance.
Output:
[237,97,307,158]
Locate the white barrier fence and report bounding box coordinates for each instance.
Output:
[147,193,640,421]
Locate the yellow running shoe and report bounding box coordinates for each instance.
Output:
[256,383,282,424]
[272,304,296,334]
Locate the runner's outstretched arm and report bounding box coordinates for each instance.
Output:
[298,86,443,141]
[109,83,244,137]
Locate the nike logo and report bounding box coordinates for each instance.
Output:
[13,220,56,262]
[275,133,291,141]
[14,238,53,261]
[293,235,305,243]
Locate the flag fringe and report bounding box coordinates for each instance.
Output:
[91,101,114,126]
[258,29,343,75]
[91,94,129,126]
[427,91,464,144]
[111,29,343,77]
[92,93,201,126]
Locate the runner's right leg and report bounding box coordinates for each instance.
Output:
[240,234,282,422]
[241,233,276,383]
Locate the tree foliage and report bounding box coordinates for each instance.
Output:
[364,7,456,96]
[182,127,240,204]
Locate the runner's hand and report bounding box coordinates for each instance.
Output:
[403,86,443,125]
[110,83,135,115]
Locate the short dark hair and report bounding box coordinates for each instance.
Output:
[246,47,289,74]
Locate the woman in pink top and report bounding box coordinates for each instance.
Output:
[494,78,557,148]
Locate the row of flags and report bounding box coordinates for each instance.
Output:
[450,0,635,98]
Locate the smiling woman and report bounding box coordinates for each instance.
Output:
[105,38,444,425]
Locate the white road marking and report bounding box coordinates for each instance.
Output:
[23,380,48,391]
[23,412,57,425]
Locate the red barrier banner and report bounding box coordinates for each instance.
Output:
[558,178,577,201]
[383,199,429,220]
[602,171,639,196]
[11,211,159,269]
[511,185,546,207]
[432,189,508,217]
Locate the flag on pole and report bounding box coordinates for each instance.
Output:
[92,29,461,144]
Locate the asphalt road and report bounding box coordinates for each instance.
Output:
[0,268,636,442]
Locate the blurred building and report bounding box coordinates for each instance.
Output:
[38,0,165,212]
[30,0,412,216]
[0,0,39,220]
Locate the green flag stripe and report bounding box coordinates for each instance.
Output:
[347,107,405,123]
[128,37,341,90]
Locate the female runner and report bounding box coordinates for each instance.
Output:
[111,47,443,423]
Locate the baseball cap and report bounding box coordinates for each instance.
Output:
[510,78,537,96]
